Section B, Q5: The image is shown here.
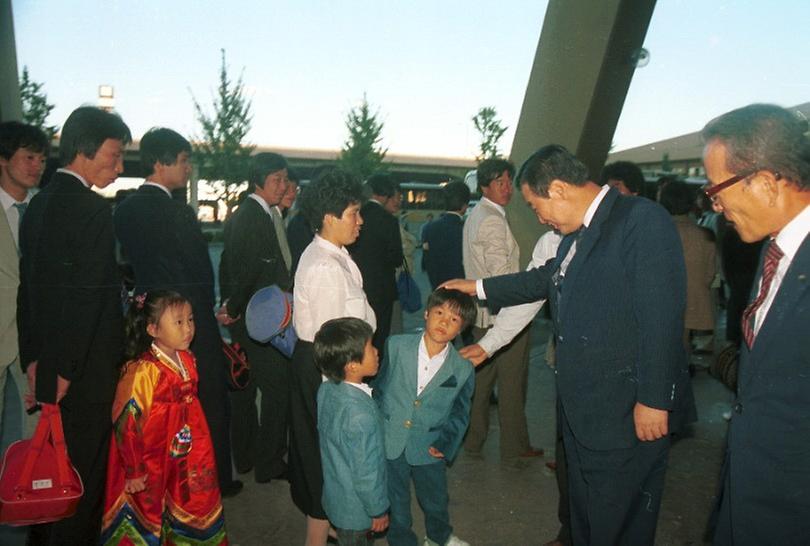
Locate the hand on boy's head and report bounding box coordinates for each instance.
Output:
[459,344,489,366]
[440,278,477,296]
[428,446,445,459]
[371,514,389,533]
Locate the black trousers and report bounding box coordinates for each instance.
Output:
[561,406,670,546]
[230,326,290,480]
[192,328,236,489]
[367,294,394,359]
[27,399,111,546]
[288,341,327,519]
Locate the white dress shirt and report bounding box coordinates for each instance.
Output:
[56,167,91,188]
[347,381,373,397]
[0,186,32,248]
[478,231,562,356]
[248,193,273,216]
[142,181,172,197]
[293,235,376,342]
[754,203,810,335]
[417,335,450,396]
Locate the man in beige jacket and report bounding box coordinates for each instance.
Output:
[462,158,542,466]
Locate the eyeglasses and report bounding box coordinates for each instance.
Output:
[703,170,756,203]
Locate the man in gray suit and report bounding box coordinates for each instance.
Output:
[0,121,48,444]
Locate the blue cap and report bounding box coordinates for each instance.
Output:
[246,285,294,343]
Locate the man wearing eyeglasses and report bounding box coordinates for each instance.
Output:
[702,104,810,545]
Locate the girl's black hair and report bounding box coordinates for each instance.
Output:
[124,289,189,361]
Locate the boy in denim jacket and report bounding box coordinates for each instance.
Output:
[315,318,389,545]
[374,289,477,546]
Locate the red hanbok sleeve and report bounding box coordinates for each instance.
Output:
[110,359,160,479]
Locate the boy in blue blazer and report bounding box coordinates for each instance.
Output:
[374,288,477,546]
[315,318,389,545]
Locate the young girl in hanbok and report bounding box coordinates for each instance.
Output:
[101,290,227,545]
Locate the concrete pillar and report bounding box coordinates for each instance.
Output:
[0,0,22,122]
[507,0,656,265]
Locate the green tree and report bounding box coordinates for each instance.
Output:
[338,95,387,180]
[191,49,254,215]
[472,106,507,162]
[19,66,58,140]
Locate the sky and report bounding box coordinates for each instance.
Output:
[11,0,810,159]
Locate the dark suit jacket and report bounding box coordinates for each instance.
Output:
[421,212,465,289]
[17,171,123,404]
[220,196,291,319]
[483,189,693,451]
[114,184,225,376]
[348,200,403,306]
[717,233,810,544]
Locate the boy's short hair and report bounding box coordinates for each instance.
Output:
[139,127,191,176]
[476,158,515,191]
[59,106,131,167]
[0,121,49,159]
[427,288,477,330]
[314,317,374,382]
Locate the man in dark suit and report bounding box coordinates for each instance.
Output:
[17,106,131,545]
[421,181,470,289]
[113,127,241,497]
[447,145,694,545]
[219,152,292,483]
[348,173,403,356]
[701,104,810,545]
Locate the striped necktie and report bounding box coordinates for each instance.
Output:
[741,240,784,349]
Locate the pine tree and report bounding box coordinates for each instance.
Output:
[19,66,58,140]
[472,106,507,162]
[191,49,255,215]
[338,95,387,180]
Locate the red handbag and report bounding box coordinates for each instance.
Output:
[221,339,251,390]
[0,403,84,526]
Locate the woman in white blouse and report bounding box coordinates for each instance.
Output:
[289,169,376,546]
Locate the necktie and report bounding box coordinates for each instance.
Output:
[13,201,27,228]
[272,208,292,271]
[741,240,784,348]
[13,202,27,254]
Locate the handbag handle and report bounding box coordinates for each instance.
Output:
[15,404,74,492]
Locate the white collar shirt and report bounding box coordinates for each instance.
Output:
[347,381,373,397]
[142,181,172,197]
[559,184,610,275]
[293,235,376,342]
[57,168,91,188]
[417,335,449,396]
[248,193,273,216]
[754,203,810,334]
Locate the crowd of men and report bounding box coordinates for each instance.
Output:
[0,101,808,545]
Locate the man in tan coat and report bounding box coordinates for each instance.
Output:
[462,158,542,466]
[659,179,716,352]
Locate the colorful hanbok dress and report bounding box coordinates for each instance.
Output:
[101,345,228,545]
